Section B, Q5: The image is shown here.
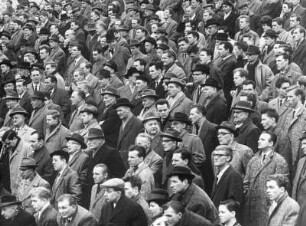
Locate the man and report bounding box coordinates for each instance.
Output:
[50,150,82,207]
[278,86,306,166]
[57,194,98,226]
[3,91,20,127]
[80,62,99,93]
[78,104,100,141]
[166,78,193,117]
[123,145,155,200]
[29,131,54,184]
[268,77,291,114]
[30,187,58,226]
[1,130,33,194]
[162,8,178,41]
[211,145,243,208]
[293,133,306,206]
[244,45,273,101]
[44,62,65,90]
[69,91,86,132]
[217,121,253,178]
[0,194,36,226]
[215,41,237,105]
[266,174,300,226]
[89,163,108,221]
[292,27,306,75]
[189,104,218,194]
[168,166,219,225]
[156,99,171,131]
[162,50,186,81]
[163,200,212,226]
[244,131,289,226]
[9,106,35,143]
[149,61,166,99]
[272,17,295,48]
[235,15,259,45]
[115,98,143,166]
[17,157,50,214]
[102,61,123,90]
[29,91,48,135]
[191,64,209,105]
[170,112,205,169]
[220,1,238,38]
[45,109,70,154]
[131,74,150,116]
[99,178,147,225]
[118,67,138,101]
[124,175,151,223]
[66,133,89,190]
[27,69,47,96]
[201,78,228,124]
[232,100,260,152]
[48,35,66,75]
[262,29,277,68]
[261,108,293,176]
[218,199,241,226]
[16,79,32,114]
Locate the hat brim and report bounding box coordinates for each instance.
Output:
[143,117,160,124]
[114,103,134,109]
[4,96,20,100]
[101,91,120,98]
[232,106,254,112]
[167,172,195,179]
[165,81,185,88]
[159,133,182,142]
[216,125,236,136]
[66,137,87,149]
[169,118,192,126]
[0,201,22,208]
[140,94,158,99]
[201,83,220,89]
[84,26,96,32]
[9,111,29,117]
[246,51,260,55]
[87,135,104,139]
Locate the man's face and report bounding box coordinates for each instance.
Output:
[124,182,137,199]
[167,84,181,98]
[272,21,282,33]
[46,115,58,127]
[239,18,248,30]
[169,176,186,194]
[67,140,81,154]
[12,113,25,127]
[44,78,54,91]
[81,112,92,124]
[278,82,290,98]
[189,108,201,124]
[116,106,130,120]
[29,133,41,151]
[242,84,255,94]
[212,149,230,167]
[187,34,197,45]
[31,98,43,109]
[287,89,299,108]
[261,114,275,130]
[70,91,81,106]
[276,55,288,71]
[104,188,120,202]
[258,133,272,150]
[290,17,299,28]
[149,66,160,80]
[203,86,216,98]
[164,207,181,226]
[1,205,17,220]
[31,197,45,212]
[103,94,116,107]
[178,41,189,52]
[93,167,107,184]
[266,180,284,201]
[206,25,218,36]
[219,205,234,224]
[144,119,160,136]
[16,81,25,94]
[128,150,142,167]
[142,97,155,108]
[233,73,245,87]
[4,83,14,94]
[264,36,275,46]
[20,168,33,180]
[162,138,176,152]
[149,202,163,218]
[135,136,150,149]
[232,109,248,125]
[172,153,187,167]
[145,42,154,53]
[73,71,84,82]
[239,6,249,15]
[135,80,147,92]
[70,46,80,58]
[1,64,10,74]
[199,51,210,64]
[87,138,102,150]
[246,53,258,63]
[157,104,170,119]
[58,200,76,219]
[293,29,304,42]
[171,121,185,134]
[218,44,228,58]
[136,29,145,40]
[52,156,65,171]
[217,128,232,145]
[161,53,173,66]
[39,49,48,60]
[23,28,32,36]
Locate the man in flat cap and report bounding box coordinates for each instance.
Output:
[99,178,147,225]
[16,157,50,214]
[3,90,20,127]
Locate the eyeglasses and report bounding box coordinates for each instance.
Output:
[217,132,231,136]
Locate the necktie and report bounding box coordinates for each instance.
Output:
[34,84,38,91]
[262,154,266,165]
[96,184,102,196]
[279,99,283,107]
[293,110,296,118]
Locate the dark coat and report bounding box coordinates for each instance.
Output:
[57,205,97,226]
[29,104,48,135]
[292,39,306,75]
[220,11,239,38]
[99,195,147,226]
[235,119,260,152]
[117,116,143,166]
[0,207,36,226]
[292,157,306,206]
[204,92,228,125]
[68,151,89,186]
[211,166,243,208]
[50,88,71,119]
[178,210,213,226]
[19,91,33,115]
[36,204,58,226]
[51,167,82,206]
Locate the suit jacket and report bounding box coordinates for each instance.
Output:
[235,119,260,152]
[292,39,306,75]
[49,46,66,74]
[64,55,88,85]
[19,91,33,114]
[292,157,306,205]
[36,204,58,226]
[69,105,85,132]
[211,166,243,208]
[268,97,289,115]
[68,151,89,186]
[99,195,147,226]
[204,93,228,125]
[51,167,82,206]
[50,88,70,118]
[167,92,193,117]
[57,205,98,226]
[117,116,143,166]
[29,104,48,135]
[27,82,47,96]
[267,193,299,226]
[90,184,106,221]
[45,123,71,154]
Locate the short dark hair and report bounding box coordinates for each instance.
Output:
[156,99,170,108]
[128,145,146,158]
[149,61,163,71]
[2,129,18,141]
[200,48,213,58]
[124,175,142,191]
[57,194,77,206]
[46,75,57,83]
[186,44,199,55]
[272,17,284,26]
[275,77,291,89]
[233,68,248,78]
[219,41,233,53]
[219,199,240,213]
[294,88,306,103]
[242,80,256,89]
[261,108,279,123]
[134,58,146,67]
[31,131,45,141]
[234,41,248,52]
[192,104,207,116]
[164,200,185,214]
[261,15,273,27]
[187,31,199,40]
[214,145,233,162]
[266,174,289,191]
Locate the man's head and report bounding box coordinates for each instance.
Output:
[242,80,256,94]
[212,145,232,168]
[149,61,163,81]
[217,121,236,145]
[93,163,108,184]
[163,201,184,226]
[276,77,291,98]
[263,29,277,46]
[218,41,233,58]
[15,79,26,95]
[290,14,301,29]
[46,109,61,128]
[170,113,190,134]
[57,194,77,219]
[258,131,277,151]
[51,150,69,172]
[218,199,240,225]
[156,99,170,119]
[172,149,192,167]
[192,64,209,84]
[127,145,146,167]
[261,108,279,130]
[189,104,206,125]
[161,129,181,152]
[275,53,290,71]
[44,75,57,91]
[161,50,176,67]
[287,87,304,108]
[135,133,152,149]
[86,128,105,150]
[239,15,250,30]
[0,195,20,220]
[102,178,124,203]
[293,27,306,43]
[232,101,252,125]
[29,131,44,151]
[69,43,82,58]
[168,166,194,194]
[124,175,142,199]
[2,130,19,148]
[30,187,52,213]
[233,68,248,87]
[272,17,284,33]
[266,174,289,201]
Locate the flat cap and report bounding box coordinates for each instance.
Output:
[102,178,125,189]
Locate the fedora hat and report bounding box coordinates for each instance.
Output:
[87,128,104,139]
[205,18,220,28]
[192,64,210,74]
[2,78,15,86]
[118,25,130,31]
[217,121,236,135]
[169,112,192,125]
[80,104,98,117]
[4,91,19,100]
[66,133,87,149]
[140,89,158,99]
[147,189,169,205]
[166,78,186,89]
[144,37,157,47]
[167,166,195,179]
[201,78,220,89]
[84,22,96,32]
[114,98,134,109]
[0,59,12,68]
[9,106,29,117]
[19,157,37,170]
[232,100,254,112]
[142,111,160,124]
[101,87,120,98]
[160,128,182,142]
[31,91,45,100]
[104,61,117,72]
[39,27,50,36]
[97,69,111,79]
[222,0,234,8]
[148,14,161,22]
[124,67,141,78]
[50,150,70,162]
[246,45,260,55]
[0,195,21,208]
